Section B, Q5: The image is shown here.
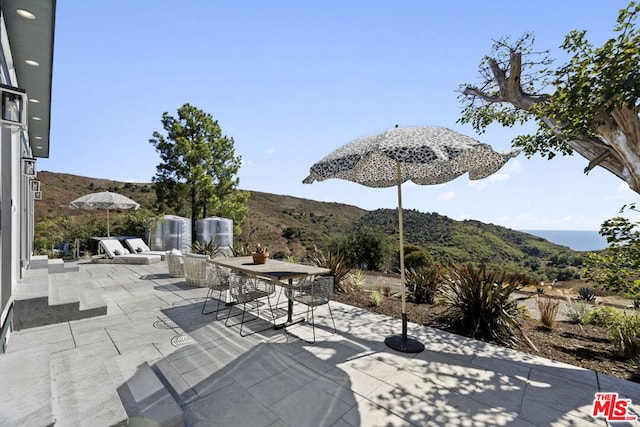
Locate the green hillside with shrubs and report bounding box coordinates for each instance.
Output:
[35,171,585,282]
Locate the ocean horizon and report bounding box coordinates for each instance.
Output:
[519,230,608,252]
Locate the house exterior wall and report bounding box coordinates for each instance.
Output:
[0,9,36,352]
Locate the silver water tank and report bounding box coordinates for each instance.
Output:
[150,215,191,253]
[195,217,233,256]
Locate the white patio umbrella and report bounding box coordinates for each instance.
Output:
[70,191,140,237]
[303,125,520,353]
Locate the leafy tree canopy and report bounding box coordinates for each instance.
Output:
[583,204,640,295]
[150,103,248,239]
[459,2,640,191]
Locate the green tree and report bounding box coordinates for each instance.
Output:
[329,225,392,271]
[150,103,249,240]
[459,2,640,192]
[584,205,640,294]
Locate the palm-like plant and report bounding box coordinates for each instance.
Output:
[190,239,224,258]
[441,264,532,349]
[308,246,350,293]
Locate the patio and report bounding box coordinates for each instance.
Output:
[1,260,639,426]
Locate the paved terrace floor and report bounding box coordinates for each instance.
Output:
[3,261,640,426]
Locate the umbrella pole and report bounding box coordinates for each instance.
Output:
[384,163,425,353]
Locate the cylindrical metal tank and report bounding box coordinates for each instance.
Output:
[150,215,192,253]
[195,217,233,256]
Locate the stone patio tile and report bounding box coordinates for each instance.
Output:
[363,381,438,426]
[431,391,521,426]
[223,345,296,389]
[324,365,388,399]
[471,371,528,413]
[8,322,74,353]
[340,394,416,426]
[518,398,606,426]
[247,363,317,406]
[523,368,603,424]
[269,381,354,427]
[182,381,278,427]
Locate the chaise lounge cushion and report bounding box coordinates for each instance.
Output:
[98,240,161,265]
[124,238,167,260]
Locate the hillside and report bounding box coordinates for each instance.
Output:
[34,171,582,278]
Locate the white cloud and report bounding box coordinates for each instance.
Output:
[242,159,254,167]
[503,158,523,174]
[468,172,510,190]
[618,181,634,194]
[266,148,276,155]
[438,191,456,201]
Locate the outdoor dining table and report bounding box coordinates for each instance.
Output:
[209,256,332,327]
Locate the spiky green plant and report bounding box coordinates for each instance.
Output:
[405,265,440,304]
[308,246,350,293]
[190,239,224,258]
[577,287,597,302]
[370,291,383,307]
[231,244,251,257]
[441,264,531,348]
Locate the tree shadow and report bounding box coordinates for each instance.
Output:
[147,294,640,426]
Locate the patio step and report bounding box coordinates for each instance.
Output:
[117,362,184,427]
[13,264,107,330]
[0,348,54,426]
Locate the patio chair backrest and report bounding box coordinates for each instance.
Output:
[184,253,209,287]
[99,239,130,258]
[125,238,151,253]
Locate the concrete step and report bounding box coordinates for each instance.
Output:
[50,349,128,426]
[116,362,184,427]
[48,258,80,274]
[0,348,54,426]
[14,266,107,331]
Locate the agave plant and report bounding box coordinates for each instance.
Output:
[190,239,224,258]
[577,287,597,302]
[441,263,533,349]
[308,246,350,293]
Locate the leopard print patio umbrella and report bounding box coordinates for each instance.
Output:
[303,125,520,353]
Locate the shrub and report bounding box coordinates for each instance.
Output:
[583,305,622,328]
[405,266,440,304]
[370,291,383,307]
[537,296,560,330]
[441,264,529,348]
[565,300,591,324]
[610,312,640,359]
[577,287,596,302]
[381,284,392,297]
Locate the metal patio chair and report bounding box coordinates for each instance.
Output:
[202,263,231,319]
[287,276,336,343]
[225,271,276,337]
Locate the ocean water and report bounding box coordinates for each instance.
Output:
[520,230,608,252]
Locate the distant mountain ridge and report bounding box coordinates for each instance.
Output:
[35,171,583,276]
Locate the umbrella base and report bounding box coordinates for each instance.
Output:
[384,335,425,353]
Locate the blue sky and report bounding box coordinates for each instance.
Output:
[39,0,639,231]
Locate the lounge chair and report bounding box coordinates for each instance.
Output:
[97,239,161,265]
[124,238,167,260]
